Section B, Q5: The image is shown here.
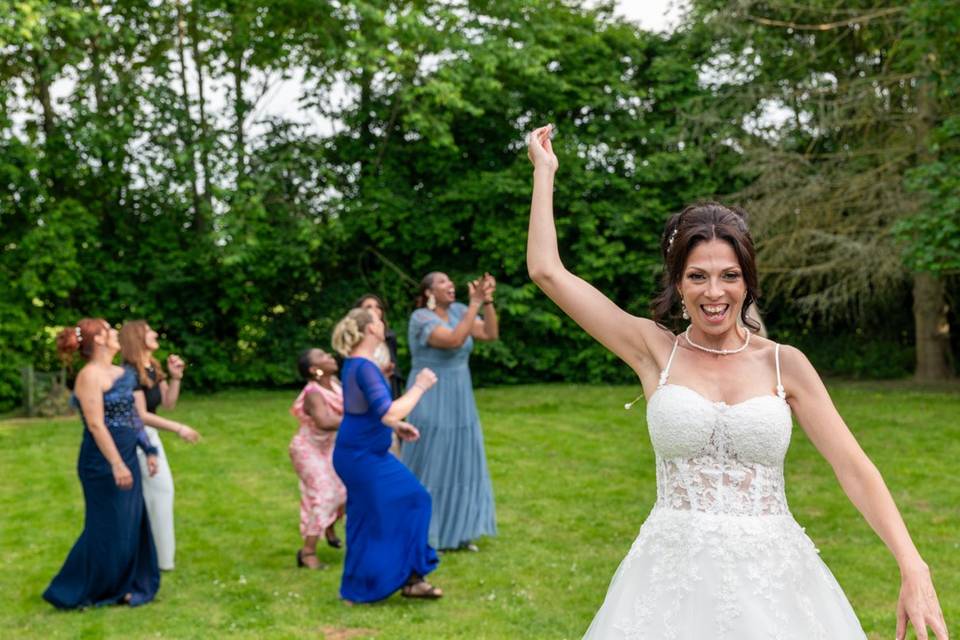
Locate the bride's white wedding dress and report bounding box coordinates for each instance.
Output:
[583,341,866,639]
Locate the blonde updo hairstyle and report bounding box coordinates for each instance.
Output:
[331,308,377,357]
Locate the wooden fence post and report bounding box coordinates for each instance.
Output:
[22,365,35,417]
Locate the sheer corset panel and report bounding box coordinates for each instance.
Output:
[645,340,794,516]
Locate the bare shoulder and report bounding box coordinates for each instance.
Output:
[74,364,106,394]
[74,364,100,385]
[771,342,823,393]
[632,316,678,365]
[776,343,814,372]
[635,316,675,344]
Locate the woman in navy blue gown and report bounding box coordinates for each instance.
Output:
[331,308,443,603]
[44,318,161,609]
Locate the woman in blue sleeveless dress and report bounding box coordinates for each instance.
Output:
[331,308,442,603]
[44,318,161,609]
[401,271,499,550]
[525,124,948,640]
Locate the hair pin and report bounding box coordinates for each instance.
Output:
[667,228,679,251]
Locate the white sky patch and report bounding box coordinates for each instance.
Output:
[607,0,687,32]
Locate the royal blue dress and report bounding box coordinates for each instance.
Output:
[43,367,160,609]
[332,357,438,603]
[401,303,497,549]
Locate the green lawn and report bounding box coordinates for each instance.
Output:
[1,382,957,639]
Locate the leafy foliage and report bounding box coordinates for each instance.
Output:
[1,0,956,410]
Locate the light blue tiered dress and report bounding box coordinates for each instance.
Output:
[401,302,497,549]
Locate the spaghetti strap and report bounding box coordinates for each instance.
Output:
[774,343,786,399]
[659,336,681,388]
[624,335,681,411]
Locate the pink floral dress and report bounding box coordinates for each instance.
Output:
[289,380,347,538]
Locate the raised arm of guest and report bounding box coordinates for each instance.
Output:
[161,354,185,409]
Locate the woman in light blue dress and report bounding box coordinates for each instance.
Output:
[401,271,499,550]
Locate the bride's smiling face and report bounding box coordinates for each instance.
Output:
[678,239,747,336]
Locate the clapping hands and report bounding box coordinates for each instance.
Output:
[468,273,496,305]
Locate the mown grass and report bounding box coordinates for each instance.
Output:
[1,382,957,639]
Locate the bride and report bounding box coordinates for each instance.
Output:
[525,125,948,640]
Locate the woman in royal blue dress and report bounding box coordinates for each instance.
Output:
[44,318,161,609]
[331,308,443,602]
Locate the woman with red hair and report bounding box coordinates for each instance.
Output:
[43,318,161,609]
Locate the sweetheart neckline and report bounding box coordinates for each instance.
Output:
[651,383,788,411]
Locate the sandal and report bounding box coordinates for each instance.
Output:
[401,579,443,599]
[296,548,326,570]
[325,525,342,549]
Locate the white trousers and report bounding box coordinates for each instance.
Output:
[137,426,176,570]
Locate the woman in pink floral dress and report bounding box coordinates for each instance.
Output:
[290,348,347,570]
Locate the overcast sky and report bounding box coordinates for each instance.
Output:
[612,0,686,32]
[26,1,689,139]
[248,1,689,133]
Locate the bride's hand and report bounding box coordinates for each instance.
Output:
[896,565,948,640]
[526,124,558,173]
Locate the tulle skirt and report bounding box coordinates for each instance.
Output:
[583,507,866,640]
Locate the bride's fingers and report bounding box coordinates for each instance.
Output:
[909,610,929,640]
[896,604,907,640]
[929,611,948,640]
[528,125,549,144]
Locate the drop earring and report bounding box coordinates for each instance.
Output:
[427,293,437,311]
[681,300,690,320]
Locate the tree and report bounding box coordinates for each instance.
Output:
[685,0,959,379]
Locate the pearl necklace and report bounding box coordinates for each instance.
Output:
[684,325,751,355]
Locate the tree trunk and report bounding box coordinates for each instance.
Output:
[176,1,202,226]
[912,271,953,381]
[232,47,246,179]
[31,51,63,199]
[910,53,952,380]
[188,4,214,227]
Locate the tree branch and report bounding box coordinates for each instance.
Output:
[746,7,904,31]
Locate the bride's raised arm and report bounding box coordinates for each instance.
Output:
[526,124,668,375]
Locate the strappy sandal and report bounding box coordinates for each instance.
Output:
[401,579,443,599]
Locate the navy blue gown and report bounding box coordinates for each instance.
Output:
[332,357,438,603]
[43,367,161,609]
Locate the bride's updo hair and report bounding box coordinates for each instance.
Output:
[651,202,761,332]
[331,308,376,357]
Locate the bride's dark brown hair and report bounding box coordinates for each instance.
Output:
[651,202,762,332]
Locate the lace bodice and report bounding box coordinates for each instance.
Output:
[644,341,793,516]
